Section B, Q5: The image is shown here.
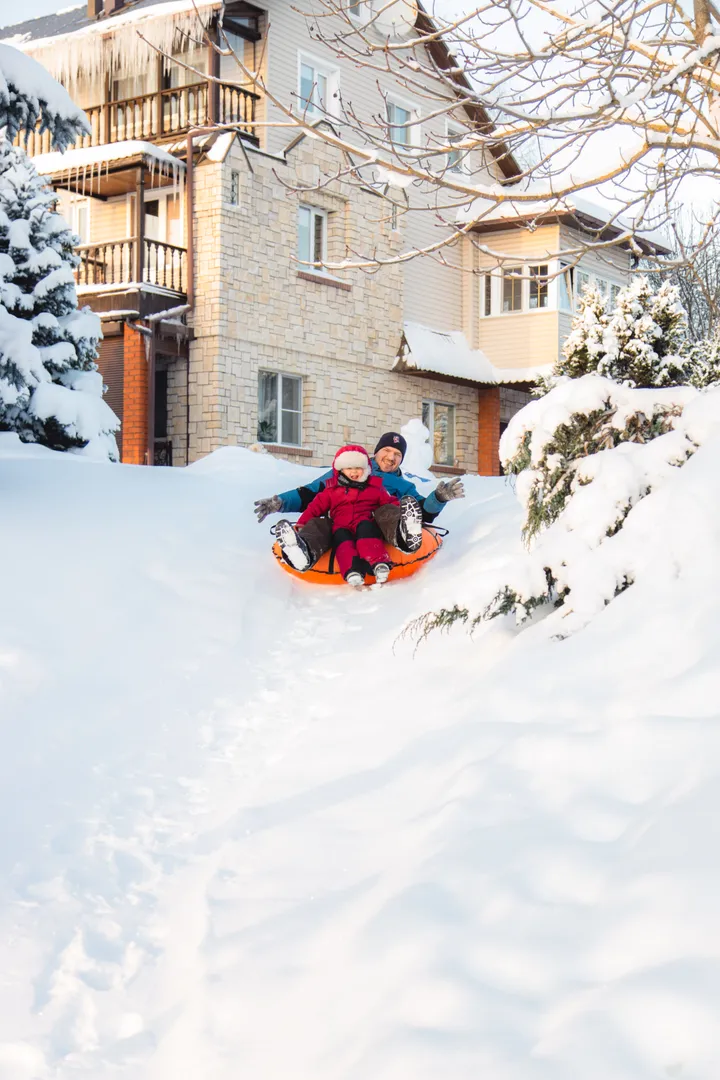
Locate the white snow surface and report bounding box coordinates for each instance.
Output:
[399,321,550,384]
[32,141,184,177]
[2,438,720,1078]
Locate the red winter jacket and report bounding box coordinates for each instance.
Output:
[297,473,399,531]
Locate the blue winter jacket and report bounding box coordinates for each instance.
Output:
[277,460,444,520]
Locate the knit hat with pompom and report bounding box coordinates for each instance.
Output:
[333,444,371,482]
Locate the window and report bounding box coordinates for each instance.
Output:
[610,283,622,307]
[391,203,399,231]
[422,401,456,466]
[348,0,363,17]
[143,190,183,245]
[502,267,523,312]
[258,372,302,446]
[596,277,609,298]
[479,273,492,317]
[446,123,466,173]
[576,269,591,297]
[299,57,337,117]
[230,170,240,205]
[298,205,327,269]
[60,194,91,243]
[388,100,415,148]
[558,262,574,311]
[529,264,549,309]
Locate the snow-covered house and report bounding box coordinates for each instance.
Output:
[1,0,668,474]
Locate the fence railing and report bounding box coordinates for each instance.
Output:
[75,237,187,293]
[20,81,259,157]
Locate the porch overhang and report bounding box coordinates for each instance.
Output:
[33,141,184,198]
[394,322,549,388]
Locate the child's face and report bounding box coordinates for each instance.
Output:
[342,467,365,482]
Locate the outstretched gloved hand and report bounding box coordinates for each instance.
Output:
[254,494,283,523]
[434,478,465,503]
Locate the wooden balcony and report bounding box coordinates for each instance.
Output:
[22,81,259,157]
[75,237,187,295]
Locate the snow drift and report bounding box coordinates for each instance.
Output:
[1,434,720,1079]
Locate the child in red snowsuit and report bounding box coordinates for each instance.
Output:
[295,444,399,586]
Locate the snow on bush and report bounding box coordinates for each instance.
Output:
[0,43,89,151]
[415,278,720,640]
[0,142,118,460]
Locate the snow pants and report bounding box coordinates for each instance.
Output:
[297,505,403,569]
[332,521,389,579]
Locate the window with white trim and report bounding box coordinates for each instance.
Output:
[596,277,609,298]
[299,56,338,117]
[258,371,302,446]
[387,99,417,148]
[58,193,91,244]
[348,0,363,18]
[446,122,466,173]
[559,262,574,311]
[529,264,549,309]
[298,205,327,270]
[422,400,456,466]
[610,283,622,307]
[576,269,592,297]
[479,272,492,317]
[502,267,523,312]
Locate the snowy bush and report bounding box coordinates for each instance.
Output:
[0,142,118,459]
[415,278,720,640]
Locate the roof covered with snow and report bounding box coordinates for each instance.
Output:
[0,0,215,45]
[32,140,185,178]
[458,191,671,255]
[396,322,550,386]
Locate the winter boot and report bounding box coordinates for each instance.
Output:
[398,495,423,552]
[373,562,391,584]
[276,519,311,571]
[345,571,365,588]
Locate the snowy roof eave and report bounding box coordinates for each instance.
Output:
[395,322,550,386]
[32,140,185,187]
[457,193,672,256]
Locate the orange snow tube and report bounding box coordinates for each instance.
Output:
[272,525,445,586]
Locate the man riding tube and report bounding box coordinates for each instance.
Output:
[254,431,465,572]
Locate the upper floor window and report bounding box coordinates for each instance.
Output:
[559,262,574,311]
[529,264,549,309]
[348,0,363,18]
[422,401,456,467]
[610,282,622,307]
[502,267,523,312]
[298,204,327,270]
[446,122,467,173]
[479,273,492,317]
[387,99,418,148]
[299,56,338,117]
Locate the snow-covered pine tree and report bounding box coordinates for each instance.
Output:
[556,282,609,379]
[0,142,119,459]
[598,277,687,387]
[0,43,89,152]
[685,330,720,389]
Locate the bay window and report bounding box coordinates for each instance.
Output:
[529,264,549,309]
[502,267,523,312]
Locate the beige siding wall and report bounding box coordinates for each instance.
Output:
[560,225,633,281]
[478,310,560,370]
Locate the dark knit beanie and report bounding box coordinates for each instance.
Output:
[374,432,407,461]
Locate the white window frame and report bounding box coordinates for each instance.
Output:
[297,204,328,272]
[501,266,524,313]
[141,187,184,246]
[446,120,468,174]
[60,194,91,244]
[479,271,493,317]
[348,0,363,21]
[298,52,340,119]
[257,370,303,447]
[422,400,456,467]
[387,95,420,149]
[528,263,550,310]
[558,261,575,311]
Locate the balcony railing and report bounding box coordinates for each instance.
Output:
[75,238,187,294]
[22,81,259,157]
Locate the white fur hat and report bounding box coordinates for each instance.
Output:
[333,444,371,481]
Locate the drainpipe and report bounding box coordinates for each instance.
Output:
[185,125,217,465]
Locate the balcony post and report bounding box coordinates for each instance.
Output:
[207,21,220,124]
[155,53,164,137]
[103,74,111,144]
[134,164,145,284]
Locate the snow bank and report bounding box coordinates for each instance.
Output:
[1,442,720,1078]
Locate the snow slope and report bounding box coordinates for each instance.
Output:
[1,433,720,1080]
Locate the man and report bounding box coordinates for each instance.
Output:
[254,431,465,571]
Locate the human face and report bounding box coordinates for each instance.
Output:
[374,446,403,472]
[342,467,365,481]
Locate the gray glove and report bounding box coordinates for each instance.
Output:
[254,494,283,522]
[434,478,465,503]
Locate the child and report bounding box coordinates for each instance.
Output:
[276,444,399,587]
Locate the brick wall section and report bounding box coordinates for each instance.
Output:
[478,386,501,476]
[122,322,149,465]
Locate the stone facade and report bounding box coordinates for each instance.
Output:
[181,134,480,472]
